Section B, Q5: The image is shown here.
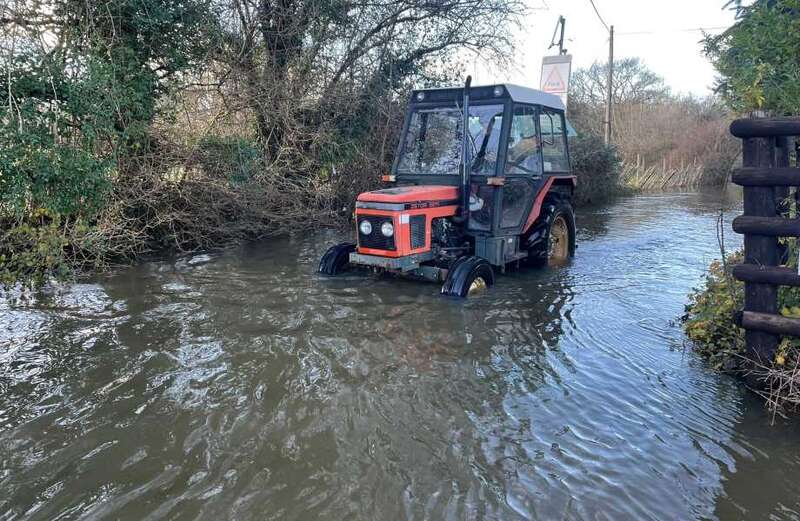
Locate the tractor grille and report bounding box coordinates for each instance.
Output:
[358,215,396,251]
[410,215,426,249]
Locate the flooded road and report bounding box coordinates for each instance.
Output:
[2,190,800,520]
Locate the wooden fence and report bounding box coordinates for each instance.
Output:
[731,118,800,361]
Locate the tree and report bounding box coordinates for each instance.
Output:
[0,0,527,285]
[570,57,670,107]
[565,57,735,179]
[567,58,670,139]
[216,0,525,161]
[703,0,800,114]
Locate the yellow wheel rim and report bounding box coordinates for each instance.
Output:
[467,276,487,296]
[548,215,570,265]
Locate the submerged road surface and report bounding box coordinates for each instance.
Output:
[2,190,799,520]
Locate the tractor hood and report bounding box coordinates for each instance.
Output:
[357,185,459,206]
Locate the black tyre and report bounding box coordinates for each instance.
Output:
[441,256,495,297]
[319,242,355,275]
[528,199,576,267]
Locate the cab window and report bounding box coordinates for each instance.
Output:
[468,106,504,176]
[505,106,541,175]
[539,109,569,172]
[395,104,503,176]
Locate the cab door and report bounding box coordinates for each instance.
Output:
[499,104,542,234]
[539,107,571,174]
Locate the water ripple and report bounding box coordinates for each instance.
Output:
[3,190,800,520]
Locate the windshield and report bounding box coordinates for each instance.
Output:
[396,104,504,175]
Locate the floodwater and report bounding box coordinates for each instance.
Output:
[2,190,799,520]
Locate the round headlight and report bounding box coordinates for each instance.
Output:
[359,220,372,235]
[381,222,394,237]
[415,92,425,101]
[493,85,504,97]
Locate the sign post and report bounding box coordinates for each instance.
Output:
[540,54,572,110]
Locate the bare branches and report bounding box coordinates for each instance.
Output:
[746,354,800,423]
[0,15,59,27]
[570,57,670,107]
[217,0,524,160]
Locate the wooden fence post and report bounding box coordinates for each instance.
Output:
[730,118,800,364]
[741,136,779,361]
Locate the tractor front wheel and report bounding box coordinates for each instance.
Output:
[319,243,355,275]
[441,256,495,297]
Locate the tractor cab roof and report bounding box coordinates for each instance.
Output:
[409,83,565,111]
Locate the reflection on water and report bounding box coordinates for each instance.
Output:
[2,189,799,520]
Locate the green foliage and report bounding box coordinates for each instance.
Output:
[685,241,800,371]
[0,113,112,217]
[193,136,262,183]
[0,51,116,217]
[0,0,219,286]
[0,211,72,287]
[704,0,800,114]
[569,134,622,205]
[684,253,746,369]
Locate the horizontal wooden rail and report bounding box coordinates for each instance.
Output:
[733,264,800,286]
[732,167,800,186]
[740,311,800,337]
[730,118,800,138]
[732,216,800,236]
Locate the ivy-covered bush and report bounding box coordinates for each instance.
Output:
[0,0,218,287]
[684,243,800,410]
[704,0,800,114]
[569,134,622,206]
[684,252,746,370]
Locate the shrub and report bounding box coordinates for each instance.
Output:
[190,136,262,184]
[683,252,746,370]
[684,242,800,413]
[569,133,622,205]
[0,211,91,288]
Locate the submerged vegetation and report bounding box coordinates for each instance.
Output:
[569,134,622,206]
[684,252,745,371]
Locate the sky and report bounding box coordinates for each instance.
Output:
[470,0,740,97]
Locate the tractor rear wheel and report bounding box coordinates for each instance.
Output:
[441,256,495,297]
[529,199,576,267]
[319,242,355,275]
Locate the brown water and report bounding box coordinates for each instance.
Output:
[2,190,800,520]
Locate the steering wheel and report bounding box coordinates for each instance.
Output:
[472,159,496,174]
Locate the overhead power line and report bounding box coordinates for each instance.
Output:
[616,26,729,35]
[588,0,609,31]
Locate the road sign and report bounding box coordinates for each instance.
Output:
[540,54,572,108]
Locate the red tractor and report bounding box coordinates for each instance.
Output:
[319,78,576,297]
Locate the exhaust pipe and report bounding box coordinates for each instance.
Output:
[460,75,472,223]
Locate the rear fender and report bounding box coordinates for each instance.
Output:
[521,175,575,234]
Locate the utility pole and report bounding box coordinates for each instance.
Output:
[550,16,567,55]
[604,25,614,145]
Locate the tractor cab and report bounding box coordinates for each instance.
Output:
[320,81,577,297]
